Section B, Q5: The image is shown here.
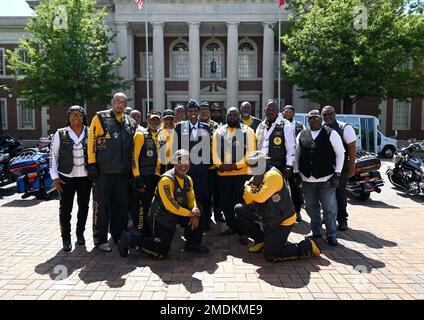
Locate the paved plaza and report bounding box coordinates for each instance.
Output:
[0,160,423,300]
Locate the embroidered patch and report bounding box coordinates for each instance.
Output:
[273,137,282,146]
[272,194,281,202]
[146,150,154,157]
[112,132,119,139]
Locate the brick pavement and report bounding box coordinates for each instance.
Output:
[0,161,423,300]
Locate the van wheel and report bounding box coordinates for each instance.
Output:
[382,146,395,159]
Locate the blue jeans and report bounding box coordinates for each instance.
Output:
[302,180,337,238]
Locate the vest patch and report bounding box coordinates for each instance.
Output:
[272,194,281,203]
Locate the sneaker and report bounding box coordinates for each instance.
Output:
[184,244,210,254]
[337,221,348,232]
[248,242,264,253]
[96,243,111,252]
[239,234,249,245]
[327,236,338,246]
[62,239,72,253]
[309,239,321,256]
[76,235,85,246]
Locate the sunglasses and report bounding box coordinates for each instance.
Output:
[322,112,334,116]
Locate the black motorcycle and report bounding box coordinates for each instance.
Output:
[346,151,384,201]
[386,142,424,196]
[0,135,23,187]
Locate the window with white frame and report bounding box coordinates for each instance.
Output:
[0,48,5,76]
[392,99,410,130]
[0,98,7,130]
[16,48,29,75]
[140,52,153,79]
[17,98,35,130]
[171,41,189,79]
[238,41,257,79]
[203,41,224,79]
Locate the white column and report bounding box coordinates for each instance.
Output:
[127,26,135,106]
[188,22,201,102]
[226,22,239,108]
[152,22,165,111]
[262,22,274,110]
[116,22,129,96]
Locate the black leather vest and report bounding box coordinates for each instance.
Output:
[96,110,136,174]
[299,127,336,179]
[149,168,191,230]
[139,130,158,176]
[256,121,287,171]
[325,120,349,171]
[57,127,88,174]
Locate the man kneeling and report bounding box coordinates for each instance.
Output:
[118,149,209,259]
[235,151,321,262]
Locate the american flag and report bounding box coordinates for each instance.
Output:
[135,0,144,11]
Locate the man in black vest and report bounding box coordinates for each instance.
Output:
[132,111,162,237]
[282,104,305,222]
[322,106,357,231]
[293,110,345,246]
[87,92,137,252]
[118,149,209,258]
[175,99,211,236]
[50,105,91,252]
[235,151,321,260]
[256,99,295,178]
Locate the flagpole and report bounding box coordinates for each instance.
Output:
[278,4,281,109]
[144,0,150,112]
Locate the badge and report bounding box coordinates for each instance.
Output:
[176,188,181,193]
[273,137,282,146]
[105,132,110,139]
[113,132,119,139]
[146,150,154,157]
[272,194,281,202]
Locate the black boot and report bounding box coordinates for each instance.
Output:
[118,231,132,257]
[62,239,72,253]
[76,234,85,246]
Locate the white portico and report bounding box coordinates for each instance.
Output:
[109,0,297,117]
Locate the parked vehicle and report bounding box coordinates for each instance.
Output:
[386,141,424,196]
[346,151,384,201]
[294,114,397,157]
[8,136,54,200]
[0,135,23,187]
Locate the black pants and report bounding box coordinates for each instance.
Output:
[336,171,349,223]
[217,174,247,234]
[59,175,92,241]
[131,216,204,259]
[92,173,129,246]
[203,169,221,224]
[128,176,138,227]
[236,203,312,261]
[287,175,304,213]
[134,174,159,236]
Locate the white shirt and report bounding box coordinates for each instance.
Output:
[256,119,296,166]
[293,128,345,182]
[339,122,357,145]
[50,126,88,180]
[190,121,199,140]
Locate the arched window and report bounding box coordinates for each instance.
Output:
[203,39,224,78]
[238,40,257,79]
[170,40,189,79]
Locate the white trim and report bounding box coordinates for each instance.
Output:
[392,99,411,130]
[0,98,8,130]
[16,98,36,130]
[169,38,189,80]
[0,48,5,77]
[238,37,258,79]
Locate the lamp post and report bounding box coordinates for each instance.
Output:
[0,85,13,137]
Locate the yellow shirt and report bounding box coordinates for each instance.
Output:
[157,175,197,217]
[132,129,159,177]
[241,116,253,128]
[156,128,176,175]
[243,169,283,204]
[88,112,123,164]
[212,126,256,176]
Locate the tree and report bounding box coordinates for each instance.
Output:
[7,0,131,108]
[282,0,424,113]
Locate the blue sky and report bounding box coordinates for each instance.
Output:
[0,0,33,16]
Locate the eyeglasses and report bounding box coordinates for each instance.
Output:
[114,99,127,105]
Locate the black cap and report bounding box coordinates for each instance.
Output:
[211,103,222,111]
[307,110,322,119]
[147,110,162,120]
[186,99,200,110]
[163,109,175,119]
[283,105,295,112]
[200,101,210,109]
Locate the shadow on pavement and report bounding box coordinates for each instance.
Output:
[0,184,17,199]
[347,197,400,209]
[34,244,136,288]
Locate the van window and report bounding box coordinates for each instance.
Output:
[377,131,381,146]
[346,116,360,136]
[336,116,345,122]
[294,115,307,128]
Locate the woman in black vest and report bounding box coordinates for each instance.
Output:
[50,105,91,252]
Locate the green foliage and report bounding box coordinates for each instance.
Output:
[282,0,424,112]
[7,0,131,107]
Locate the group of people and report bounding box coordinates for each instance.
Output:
[50,92,356,263]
